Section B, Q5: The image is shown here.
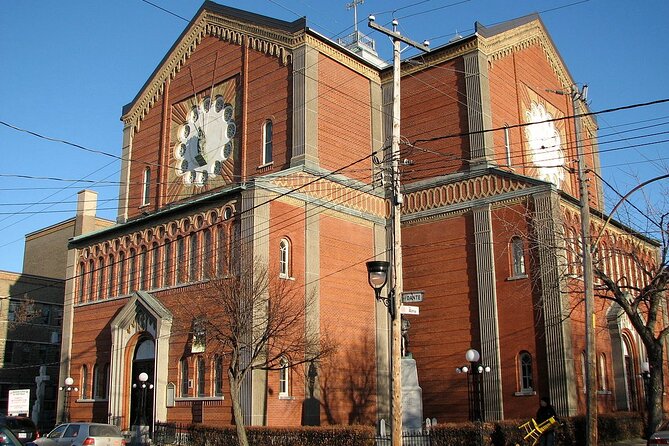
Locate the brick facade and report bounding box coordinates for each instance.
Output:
[59,2,665,432]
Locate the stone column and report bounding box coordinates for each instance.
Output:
[473,205,504,420]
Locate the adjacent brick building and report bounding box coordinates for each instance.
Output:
[59,1,666,431]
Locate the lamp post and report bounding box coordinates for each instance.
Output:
[366,260,402,444]
[455,349,490,422]
[58,377,78,423]
[132,372,154,445]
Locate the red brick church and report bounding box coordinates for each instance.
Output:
[58,1,665,430]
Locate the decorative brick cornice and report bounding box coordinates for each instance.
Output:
[481,20,570,90]
[77,201,236,262]
[269,172,387,218]
[403,174,529,215]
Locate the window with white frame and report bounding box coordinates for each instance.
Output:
[279,238,290,278]
[598,353,608,391]
[279,357,289,397]
[511,237,526,277]
[142,167,151,206]
[262,120,273,164]
[81,364,89,399]
[519,351,533,391]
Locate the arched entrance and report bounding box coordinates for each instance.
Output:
[109,291,173,430]
[130,336,155,429]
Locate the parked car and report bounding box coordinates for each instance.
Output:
[0,426,24,446]
[0,417,39,445]
[648,420,669,445]
[29,423,124,446]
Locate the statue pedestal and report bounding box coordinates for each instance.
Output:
[401,358,423,430]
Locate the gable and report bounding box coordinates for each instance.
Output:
[121,2,306,134]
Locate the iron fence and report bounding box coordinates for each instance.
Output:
[154,422,433,446]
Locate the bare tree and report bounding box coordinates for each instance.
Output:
[492,187,668,437]
[175,257,333,446]
[591,209,668,438]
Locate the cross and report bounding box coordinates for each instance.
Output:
[346,0,364,33]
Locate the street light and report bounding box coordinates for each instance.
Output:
[367,261,394,317]
[59,377,78,423]
[132,372,154,445]
[366,260,402,445]
[456,349,490,422]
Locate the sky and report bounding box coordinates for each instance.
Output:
[1,0,668,274]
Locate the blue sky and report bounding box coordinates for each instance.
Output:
[1,0,668,273]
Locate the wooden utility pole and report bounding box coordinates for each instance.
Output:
[573,85,597,446]
[368,16,429,446]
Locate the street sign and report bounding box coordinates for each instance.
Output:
[401,291,424,303]
[400,305,420,315]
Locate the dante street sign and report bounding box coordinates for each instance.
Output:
[401,291,424,303]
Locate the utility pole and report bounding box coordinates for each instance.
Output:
[368,15,429,446]
[573,84,597,446]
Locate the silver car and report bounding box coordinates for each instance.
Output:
[31,424,124,446]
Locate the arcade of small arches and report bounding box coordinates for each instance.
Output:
[561,208,656,286]
[75,204,237,304]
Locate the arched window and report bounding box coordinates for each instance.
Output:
[87,260,95,301]
[197,356,205,397]
[78,262,86,303]
[279,238,290,279]
[218,225,229,277]
[138,246,147,290]
[203,229,212,279]
[97,257,105,300]
[128,249,137,292]
[142,167,151,206]
[81,365,89,399]
[176,237,185,284]
[213,355,224,397]
[279,357,289,398]
[190,233,199,282]
[164,240,172,287]
[151,243,160,289]
[519,351,533,392]
[107,254,115,298]
[117,252,126,296]
[599,353,608,391]
[180,358,189,397]
[262,120,273,164]
[511,237,526,277]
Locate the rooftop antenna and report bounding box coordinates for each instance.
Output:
[347,0,364,33]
